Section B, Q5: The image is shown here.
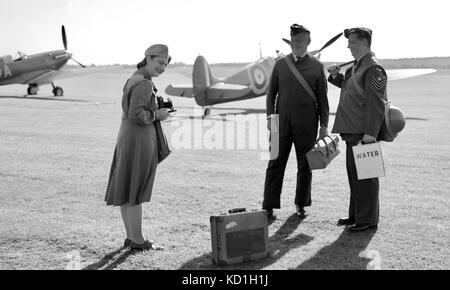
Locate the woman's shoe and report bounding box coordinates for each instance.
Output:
[130,240,164,251]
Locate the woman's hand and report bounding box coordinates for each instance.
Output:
[155,109,170,121]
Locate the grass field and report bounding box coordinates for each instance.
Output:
[0,66,449,270]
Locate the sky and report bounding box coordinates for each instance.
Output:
[1,0,449,65]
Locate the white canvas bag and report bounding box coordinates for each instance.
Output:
[268,87,280,160]
[352,142,386,180]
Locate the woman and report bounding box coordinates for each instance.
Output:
[105,44,171,251]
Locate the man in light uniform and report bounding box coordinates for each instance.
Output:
[327,27,387,232]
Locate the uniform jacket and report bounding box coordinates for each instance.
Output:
[267,53,329,137]
[328,52,387,138]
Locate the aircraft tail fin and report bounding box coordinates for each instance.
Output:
[192,55,218,106]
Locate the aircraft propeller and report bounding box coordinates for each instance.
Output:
[62,25,68,50]
[282,32,343,56]
[61,25,86,68]
[335,60,354,69]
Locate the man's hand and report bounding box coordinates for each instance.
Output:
[327,64,340,78]
[362,134,377,144]
[155,108,170,121]
[319,126,328,139]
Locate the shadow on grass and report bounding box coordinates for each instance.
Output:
[178,214,314,270]
[82,247,134,270]
[294,227,378,270]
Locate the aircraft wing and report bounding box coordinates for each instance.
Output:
[165,82,253,100]
[386,68,436,81]
[26,67,111,86]
[206,83,253,99]
[165,84,194,97]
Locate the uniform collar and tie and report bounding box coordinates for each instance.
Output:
[353,51,372,69]
[292,52,308,63]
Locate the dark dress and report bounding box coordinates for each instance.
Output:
[105,69,158,206]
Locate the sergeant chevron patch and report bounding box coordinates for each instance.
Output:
[370,76,387,92]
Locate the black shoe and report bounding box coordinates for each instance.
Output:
[130,240,164,251]
[264,209,276,224]
[123,238,132,247]
[295,205,308,219]
[347,224,378,232]
[337,217,355,226]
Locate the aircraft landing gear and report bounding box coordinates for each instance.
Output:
[51,83,64,97]
[203,107,211,118]
[27,84,39,95]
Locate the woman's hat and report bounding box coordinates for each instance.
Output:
[145,44,170,59]
[137,44,171,68]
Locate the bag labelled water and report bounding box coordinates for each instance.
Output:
[353,142,386,180]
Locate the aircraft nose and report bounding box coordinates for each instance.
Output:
[53,52,72,60]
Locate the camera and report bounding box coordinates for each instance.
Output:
[156,96,176,113]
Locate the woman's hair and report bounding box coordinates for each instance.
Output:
[136,55,172,69]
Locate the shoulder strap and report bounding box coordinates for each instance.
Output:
[350,65,365,97]
[126,74,154,98]
[284,55,317,104]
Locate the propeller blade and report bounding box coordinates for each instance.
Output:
[318,32,343,52]
[62,25,68,51]
[70,57,86,68]
[337,60,354,69]
[284,32,342,56]
[282,38,291,45]
[259,42,263,59]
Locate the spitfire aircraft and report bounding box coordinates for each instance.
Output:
[165,33,344,117]
[0,26,86,96]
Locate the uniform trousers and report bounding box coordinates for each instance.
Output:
[344,135,380,225]
[262,131,316,210]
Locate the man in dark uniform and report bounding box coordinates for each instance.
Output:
[263,24,329,221]
[327,27,387,232]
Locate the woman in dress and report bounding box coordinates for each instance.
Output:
[105,44,171,251]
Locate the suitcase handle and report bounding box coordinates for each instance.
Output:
[228,208,246,214]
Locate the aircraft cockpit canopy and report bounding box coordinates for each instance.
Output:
[13,51,28,62]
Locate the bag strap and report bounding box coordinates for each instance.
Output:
[124,74,155,110]
[350,65,365,97]
[285,55,317,105]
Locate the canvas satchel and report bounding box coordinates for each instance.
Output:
[352,141,386,180]
[268,90,280,160]
[306,135,340,170]
[154,119,171,163]
[269,113,279,160]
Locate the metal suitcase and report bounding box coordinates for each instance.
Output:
[210,208,269,265]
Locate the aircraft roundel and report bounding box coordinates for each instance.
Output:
[253,68,265,85]
[247,64,268,94]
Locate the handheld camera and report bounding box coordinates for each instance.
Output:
[156,96,176,113]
